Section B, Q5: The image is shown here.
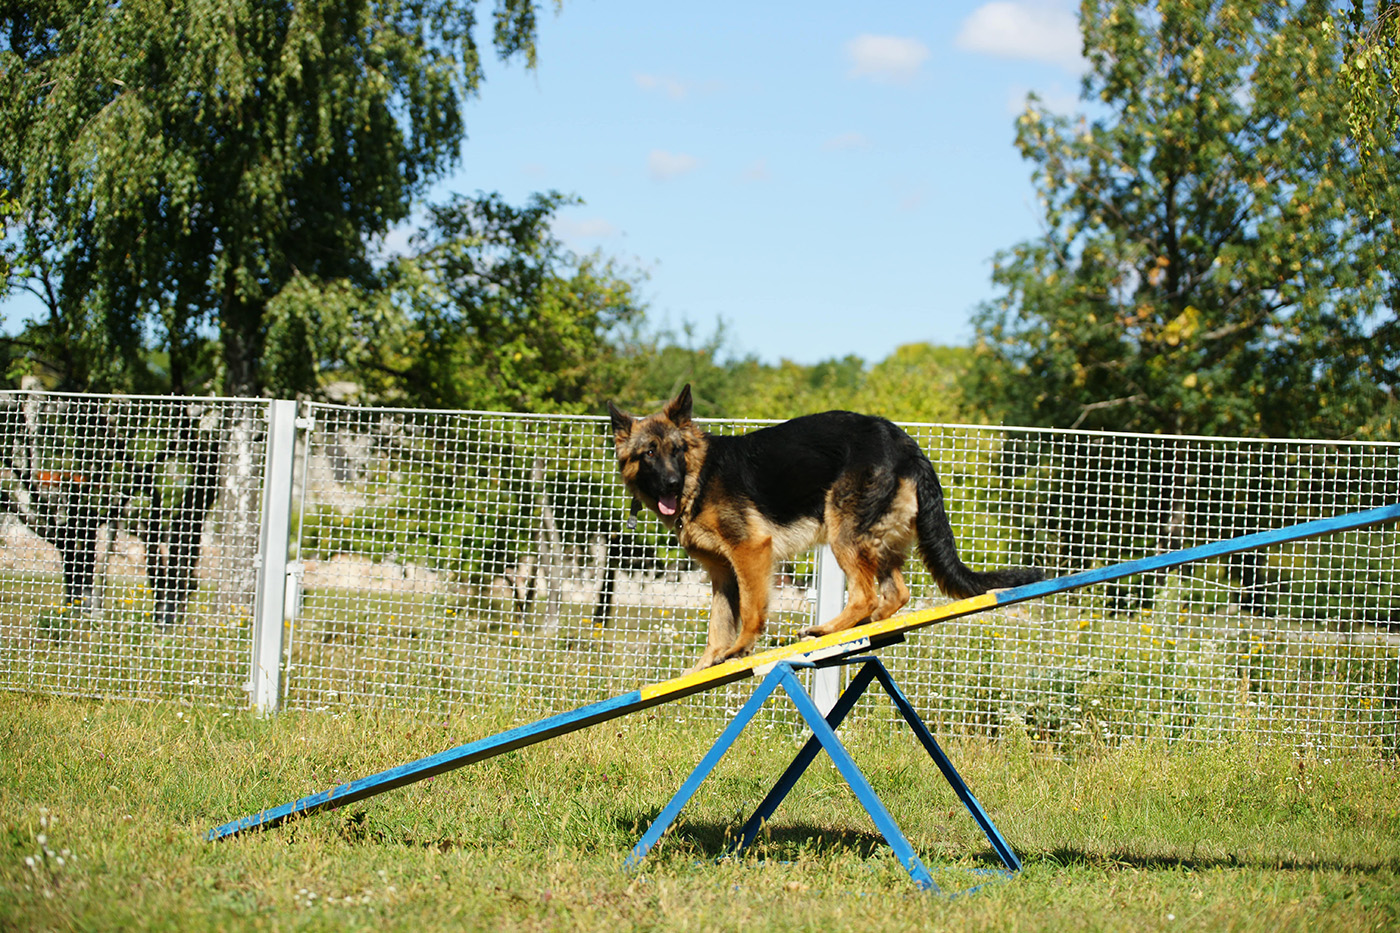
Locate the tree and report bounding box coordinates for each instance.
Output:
[1330,1,1400,218]
[606,322,740,417]
[0,186,16,294]
[969,0,1399,440]
[0,0,541,395]
[859,343,974,424]
[608,333,978,424]
[718,355,868,419]
[266,191,646,412]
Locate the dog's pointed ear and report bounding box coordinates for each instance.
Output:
[607,400,634,441]
[664,383,693,426]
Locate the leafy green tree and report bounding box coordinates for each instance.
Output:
[711,345,975,423]
[970,0,1398,439]
[269,192,646,413]
[606,321,738,417]
[0,186,16,294]
[0,0,540,395]
[718,355,867,419]
[609,334,975,424]
[859,343,974,424]
[0,187,21,380]
[1330,1,1399,217]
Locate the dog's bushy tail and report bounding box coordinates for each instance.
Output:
[913,457,1043,600]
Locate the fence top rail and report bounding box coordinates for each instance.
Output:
[0,391,1393,450]
[0,389,272,407]
[300,399,1400,450]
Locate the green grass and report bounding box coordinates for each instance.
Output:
[2,692,1398,932]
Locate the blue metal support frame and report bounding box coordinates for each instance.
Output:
[625,656,1019,891]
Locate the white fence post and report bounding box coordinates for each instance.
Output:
[248,399,298,714]
[811,545,845,716]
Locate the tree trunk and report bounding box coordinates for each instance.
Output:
[531,456,563,636]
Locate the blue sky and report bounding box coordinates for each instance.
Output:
[443,0,1088,364]
[1,1,1089,368]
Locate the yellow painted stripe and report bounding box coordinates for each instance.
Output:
[639,591,1001,702]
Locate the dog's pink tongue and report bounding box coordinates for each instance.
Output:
[658,496,678,516]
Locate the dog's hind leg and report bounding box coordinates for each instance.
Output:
[873,565,911,621]
[798,531,883,637]
[801,474,918,638]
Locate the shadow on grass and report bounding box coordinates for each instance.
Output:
[316,806,1399,877]
[1035,844,1400,874]
[612,809,1015,869]
[318,804,1013,868]
[650,818,890,859]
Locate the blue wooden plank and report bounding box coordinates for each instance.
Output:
[207,689,649,840]
[988,503,1400,611]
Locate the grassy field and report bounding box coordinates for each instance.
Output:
[2,692,1398,932]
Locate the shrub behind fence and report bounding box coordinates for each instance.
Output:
[1,391,1397,753]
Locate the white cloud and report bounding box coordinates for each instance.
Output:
[822,132,872,152]
[898,185,929,213]
[956,2,1085,73]
[635,73,690,100]
[381,226,415,256]
[634,73,721,101]
[553,217,620,241]
[647,149,701,181]
[844,34,930,84]
[741,158,770,182]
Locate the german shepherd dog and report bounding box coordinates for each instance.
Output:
[608,385,1042,671]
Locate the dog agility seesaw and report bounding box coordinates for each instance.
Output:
[207,504,1400,891]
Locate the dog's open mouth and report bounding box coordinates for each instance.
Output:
[658,495,678,516]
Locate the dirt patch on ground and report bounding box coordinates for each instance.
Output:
[300,553,443,593]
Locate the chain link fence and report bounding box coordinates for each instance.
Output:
[0,391,269,706]
[1,391,1397,754]
[286,402,1400,753]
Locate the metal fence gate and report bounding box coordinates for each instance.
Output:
[1,390,1398,754]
